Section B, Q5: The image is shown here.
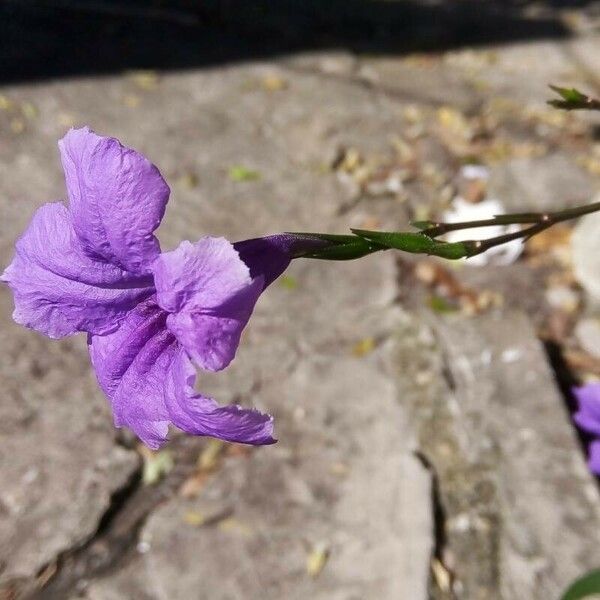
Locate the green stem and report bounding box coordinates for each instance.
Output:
[287,199,600,262]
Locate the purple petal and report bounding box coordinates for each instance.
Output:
[164,347,275,445]
[59,127,169,274]
[89,298,174,448]
[165,307,254,372]
[234,233,327,289]
[89,297,275,448]
[588,440,600,475]
[153,238,253,313]
[0,203,153,339]
[573,383,600,437]
[153,238,263,371]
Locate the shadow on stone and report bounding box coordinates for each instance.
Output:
[0,0,582,83]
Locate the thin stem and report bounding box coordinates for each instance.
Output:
[289,198,600,262]
[464,223,543,257]
[421,214,539,237]
[422,200,600,239]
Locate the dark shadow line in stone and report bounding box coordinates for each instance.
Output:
[414,449,457,600]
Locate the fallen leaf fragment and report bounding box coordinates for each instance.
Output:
[352,337,376,357]
[431,557,453,593]
[306,542,330,578]
[184,511,207,526]
[197,439,226,471]
[218,517,253,536]
[128,70,159,90]
[140,448,174,485]
[228,165,261,182]
[183,504,233,527]
[262,74,288,91]
[178,172,199,189]
[179,472,211,498]
[279,275,298,290]
[21,102,38,120]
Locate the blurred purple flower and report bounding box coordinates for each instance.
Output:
[1,127,315,448]
[573,383,600,474]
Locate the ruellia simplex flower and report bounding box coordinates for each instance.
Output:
[5,126,600,449]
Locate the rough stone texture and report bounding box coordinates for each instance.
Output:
[572,208,600,303]
[1,15,600,600]
[471,40,584,104]
[398,310,600,599]
[85,355,432,600]
[488,153,595,212]
[0,292,140,585]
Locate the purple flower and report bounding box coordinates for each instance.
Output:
[1,127,313,449]
[573,383,600,474]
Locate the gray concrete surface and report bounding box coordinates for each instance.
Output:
[1,22,600,600]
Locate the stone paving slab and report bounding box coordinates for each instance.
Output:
[398,310,600,599]
[0,296,140,586]
[1,28,600,600]
[0,59,432,598]
[83,355,432,600]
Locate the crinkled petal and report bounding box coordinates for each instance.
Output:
[0,203,154,339]
[89,298,173,448]
[89,298,275,448]
[59,127,169,274]
[573,383,600,437]
[153,238,253,313]
[165,277,263,372]
[164,347,275,445]
[153,238,264,371]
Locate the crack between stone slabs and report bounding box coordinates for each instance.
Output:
[391,260,459,599]
[414,450,457,600]
[544,340,600,493]
[25,435,208,600]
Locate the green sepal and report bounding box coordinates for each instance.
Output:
[351,229,472,260]
[301,238,383,260]
[285,232,384,261]
[286,232,364,245]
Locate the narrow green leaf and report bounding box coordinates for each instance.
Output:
[550,84,587,103]
[548,85,600,111]
[285,231,384,261]
[561,569,600,600]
